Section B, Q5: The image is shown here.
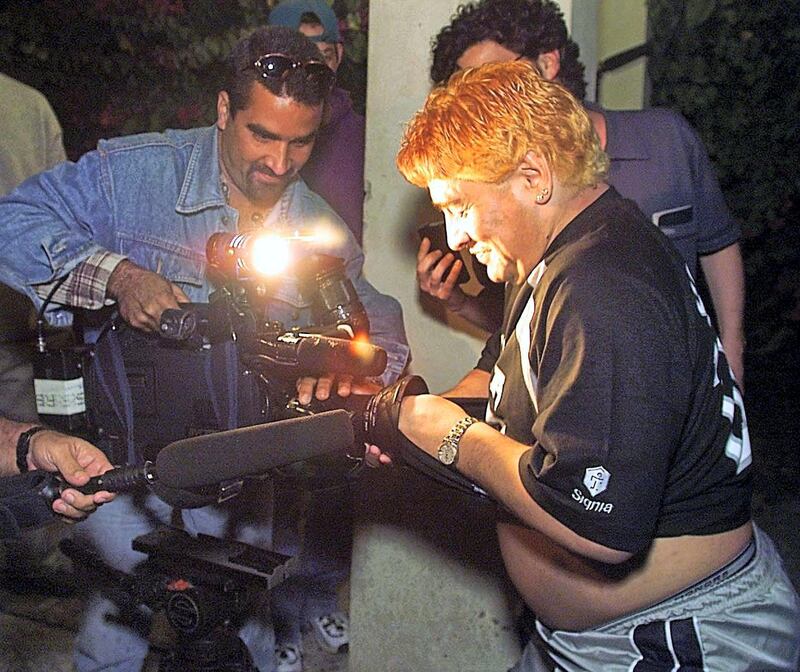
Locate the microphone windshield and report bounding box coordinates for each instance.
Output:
[155,410,355,489]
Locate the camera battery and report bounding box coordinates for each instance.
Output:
[33,346,88,433]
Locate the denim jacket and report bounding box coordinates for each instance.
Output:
[0,125,409,383]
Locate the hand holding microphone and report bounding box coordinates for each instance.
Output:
[69,410,355,503]
[52,375,485,508]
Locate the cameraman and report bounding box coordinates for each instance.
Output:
[0,26,408,672]
[0,416,114,530]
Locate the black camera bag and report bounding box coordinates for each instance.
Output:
[82,316,263,466]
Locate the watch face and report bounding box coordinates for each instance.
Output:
[438,442,457,465]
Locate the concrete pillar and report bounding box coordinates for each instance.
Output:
[349,469,521,672]
[352,3,521,666]
[361,0,486,395]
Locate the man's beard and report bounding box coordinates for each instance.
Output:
[244,163,296,208]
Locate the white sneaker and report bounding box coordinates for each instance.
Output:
[309,611,349,654]
[275,643,303,672]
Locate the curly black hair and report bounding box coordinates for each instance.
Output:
[430,0,587,99]
[224,26,332,114]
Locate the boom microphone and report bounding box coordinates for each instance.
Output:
[76,410,355,495]
[157,409,354,488]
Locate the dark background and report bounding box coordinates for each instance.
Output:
[647,0,800,509]
[0,0,369,159]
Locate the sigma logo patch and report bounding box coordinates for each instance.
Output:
[573,466,614,514]
[583,466,611,497]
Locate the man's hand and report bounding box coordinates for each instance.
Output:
[364,443,393,468]
[107,259,189,332]
[295,374,382,405]
[27,430,115,521]
[417,237,466,302]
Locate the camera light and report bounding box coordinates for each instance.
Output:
[350,335,373,356]
[207,231,295,279]
[250,234,290,276]
[206,224,347,282]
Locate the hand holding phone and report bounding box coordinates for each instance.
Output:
[417,221,470,285]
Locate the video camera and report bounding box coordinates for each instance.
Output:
[20,230,386,669]
[74,230,387,472]
[160,229,386,416]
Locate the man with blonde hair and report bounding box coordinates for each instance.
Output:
[372,61,800,671]
[417,0,746,398]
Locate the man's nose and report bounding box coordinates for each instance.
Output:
[445,216,469,251]
[266,142,291,176]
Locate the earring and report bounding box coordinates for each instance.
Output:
[536,187,550,203]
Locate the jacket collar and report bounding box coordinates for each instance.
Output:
[176,125,226,214]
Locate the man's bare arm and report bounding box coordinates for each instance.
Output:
[442,368,491,398]
[396,394,632,564]
[700,242,745,387]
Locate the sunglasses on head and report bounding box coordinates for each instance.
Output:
[252,53,335,91]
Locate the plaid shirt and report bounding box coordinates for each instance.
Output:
[33,251,126,309]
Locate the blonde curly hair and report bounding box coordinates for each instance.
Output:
[397,60,608,190]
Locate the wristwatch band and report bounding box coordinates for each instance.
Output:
[437,416,478,466]
[16,425,48,474]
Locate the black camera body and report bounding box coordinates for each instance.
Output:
[81,252,386,468]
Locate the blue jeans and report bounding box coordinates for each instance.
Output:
[270,480,352,646]
[73,484,276,672]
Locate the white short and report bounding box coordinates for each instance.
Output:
[511,524,800,672]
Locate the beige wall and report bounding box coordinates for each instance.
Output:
[362,1,645,392]
[362,0,480,393]
[598,0,648,109]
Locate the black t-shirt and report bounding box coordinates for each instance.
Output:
[488,188,751,554]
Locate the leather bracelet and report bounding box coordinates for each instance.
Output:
[16,425,48,474]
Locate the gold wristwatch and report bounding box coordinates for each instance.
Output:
[437,416,478,466]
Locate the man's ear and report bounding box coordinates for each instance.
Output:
[335,43,345,71]
[535,48,561,82]
[518,150,553,204]
[217,91,230,130]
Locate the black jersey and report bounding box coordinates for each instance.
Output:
[488,188,751,554]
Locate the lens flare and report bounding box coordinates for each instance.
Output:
[206,223,348,281]
[249,234,291,276]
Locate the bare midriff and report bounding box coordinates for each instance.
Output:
[497,520,753,631]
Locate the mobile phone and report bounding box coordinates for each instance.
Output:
[417,221,470,284]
